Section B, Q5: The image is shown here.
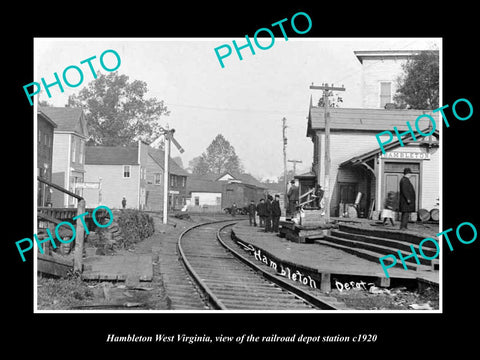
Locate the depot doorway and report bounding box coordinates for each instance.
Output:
[382,161,421,212]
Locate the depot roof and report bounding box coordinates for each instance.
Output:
[307,106,436,136]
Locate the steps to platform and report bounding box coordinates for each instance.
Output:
[318,226,439,272]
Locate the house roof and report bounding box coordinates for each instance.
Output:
[37,110,57,128]
[85,146,138,165]
[354,49,422,64]
[147,147,189,176]
[187,177,224,193]
[294,171,316,179]
[39,106,88,137]
[203,171,266,189]
[307,106,436,135]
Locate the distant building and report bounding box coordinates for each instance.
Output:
[187,171,266,212]
[37,110,57,207]
[40,106,88,208]
[186,178,224,212]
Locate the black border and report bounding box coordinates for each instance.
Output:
[7,3,478,353]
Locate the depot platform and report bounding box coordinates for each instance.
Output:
[231,220,439,292]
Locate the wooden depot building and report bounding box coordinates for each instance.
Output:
[303,104,440,220]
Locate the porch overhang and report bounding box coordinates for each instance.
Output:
[340,129,439,170]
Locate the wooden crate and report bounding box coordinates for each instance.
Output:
[300,209,325,226]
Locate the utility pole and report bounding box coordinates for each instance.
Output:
[309,83,345,221]
[288,159,302,176]
[282,117,288,201]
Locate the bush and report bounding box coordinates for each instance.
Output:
[87,209,155,251]
[113,209,155,249]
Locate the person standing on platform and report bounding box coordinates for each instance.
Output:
[231,202,237,217]
[272,194,281,232]
[265,195,273,232]
[121,196,127,209]
[313,184,324,208]
[381,191,396,226]
[399,168,416,230]
[248,200,257,226]
[287,180,299,215]
[257,198,266,228]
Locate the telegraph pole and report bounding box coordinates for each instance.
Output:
[282,117,288,199]
[288,159,302,176]
[309,83,345,221]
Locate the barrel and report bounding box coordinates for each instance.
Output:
[430,208,439,221]
[418,208,430,222]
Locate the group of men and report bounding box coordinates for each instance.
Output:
[247,195,282,232]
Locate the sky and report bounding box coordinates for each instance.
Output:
[34,37,439,181]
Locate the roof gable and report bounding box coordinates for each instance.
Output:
[37,110,57,128]
[39,106,88,138]
[199,171,265,188]
[147,147,189,176]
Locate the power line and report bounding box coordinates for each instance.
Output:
[165,102,307,114]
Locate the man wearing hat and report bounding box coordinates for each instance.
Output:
[272,194,282,232]
[399,168,416,230]
[287,180,299,215]
[264,195,273,232]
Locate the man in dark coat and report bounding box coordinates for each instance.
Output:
[264,195,273,232]
[256,198,266,227]
[287,180,299,215]
[248,200,257,226]
[399,168,416,230]
[272,194,282,232]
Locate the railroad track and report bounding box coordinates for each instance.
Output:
[178,220,340,310]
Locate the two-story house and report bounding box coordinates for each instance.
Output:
[37,110,57,206]
[354,50,421,109]
[83,140,149,209]
[40,106,89,208]
[83,141,188,211]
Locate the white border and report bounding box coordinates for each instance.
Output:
[33,37,443,314]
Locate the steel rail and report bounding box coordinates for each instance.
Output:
[178,219,340,310]
[216,225,339,310]
[177,219,236,310]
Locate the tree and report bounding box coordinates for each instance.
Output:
[38,100,53,107]
[172,156,184,169]
[190,134,243,175]
[188,155,210,175]
[317,92,343,108]
[67,72,170,146]
[393,50,439,110]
